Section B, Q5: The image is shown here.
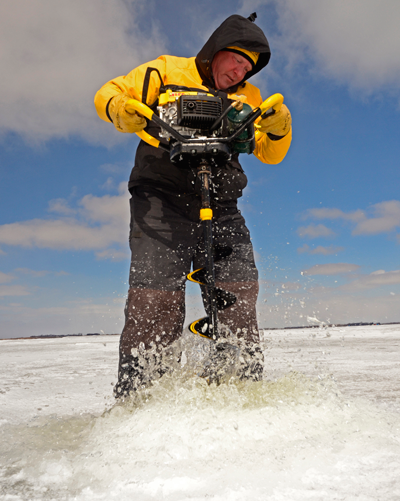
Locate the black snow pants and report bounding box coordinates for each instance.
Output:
[116,186,260,395]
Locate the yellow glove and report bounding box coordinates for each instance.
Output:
[108,93,147,133]
[258,104,291,136]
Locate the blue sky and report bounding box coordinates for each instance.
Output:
[1,0,400,338]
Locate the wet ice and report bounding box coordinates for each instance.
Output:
[1,325,400,500]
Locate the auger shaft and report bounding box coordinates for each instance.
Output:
[198,160,219,340]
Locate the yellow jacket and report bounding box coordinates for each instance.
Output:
[95,55,291,165]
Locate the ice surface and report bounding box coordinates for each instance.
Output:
[1,326,400,500]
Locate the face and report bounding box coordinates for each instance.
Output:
[211,51,252,90]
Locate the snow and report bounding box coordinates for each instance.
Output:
[1,325,400,500]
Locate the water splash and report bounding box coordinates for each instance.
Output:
[1,371,400,500]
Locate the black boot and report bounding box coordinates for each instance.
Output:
[114,354,143,399]
[114,348,180,399]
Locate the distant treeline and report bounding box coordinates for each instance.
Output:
[9,321,400,340]
[265,321,400,331]
[20,333,119,340]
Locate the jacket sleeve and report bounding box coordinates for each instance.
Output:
[253,128,292,164]
[94,57,167,123]
[237,82,292,164]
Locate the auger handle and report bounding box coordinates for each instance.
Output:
[126,99,160,148]
[126,94,285,148]
[254,93,285,141]
[127,98,190,148]
[259,93,284,118]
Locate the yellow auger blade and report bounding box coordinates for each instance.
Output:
[189,317,213,339]
[187,268,206,285]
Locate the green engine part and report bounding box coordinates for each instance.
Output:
[227,103,255,154]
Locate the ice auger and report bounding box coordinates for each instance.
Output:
[127,91,284,342]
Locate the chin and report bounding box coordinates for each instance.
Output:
[222,79,234,89]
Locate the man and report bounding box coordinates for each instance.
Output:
[94,13,292,398]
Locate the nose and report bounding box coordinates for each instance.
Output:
[233,65,247,80]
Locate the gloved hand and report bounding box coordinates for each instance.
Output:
[108,92,147,133]
[258,103,291,137]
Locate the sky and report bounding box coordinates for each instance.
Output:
[1,0,400,338]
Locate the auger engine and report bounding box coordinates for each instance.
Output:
[158,92,223,138]
[157,90,256,161]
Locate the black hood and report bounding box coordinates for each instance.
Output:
[196,14,271,93]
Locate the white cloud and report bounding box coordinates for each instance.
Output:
[96,249,130,262]
[15,268,49,278]
[0,271,15,284]
[298,266,400,292]
[298,244,344,255]
[48,199,77,216]
[271,0,400,94]
[0,219,124,251]
[303,200,400,236]
[0,0,167,144]
[101,177,117,191]
[342,269,400,291]
[303,207,364,223]
[0,285,30,297]
[100,163,130,175]
[352,200,400,235]
[297,224,335,239]
[302,263,360,276]
[79,188,130,225]
[0,184,130,257]
[14,268,69,278]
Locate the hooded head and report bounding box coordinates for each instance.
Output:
[196,14,271,93]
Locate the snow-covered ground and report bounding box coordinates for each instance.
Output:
[1,324,400,500]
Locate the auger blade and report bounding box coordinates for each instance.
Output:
[189,317,214,339]
[187,271,236,312]
[187,268,207,285]
[187,244,232,286]
[215,287,236,310]
[213,244,233,261]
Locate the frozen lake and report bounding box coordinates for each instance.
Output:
[1,324,400,500]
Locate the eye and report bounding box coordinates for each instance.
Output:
[236,58,250,69]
